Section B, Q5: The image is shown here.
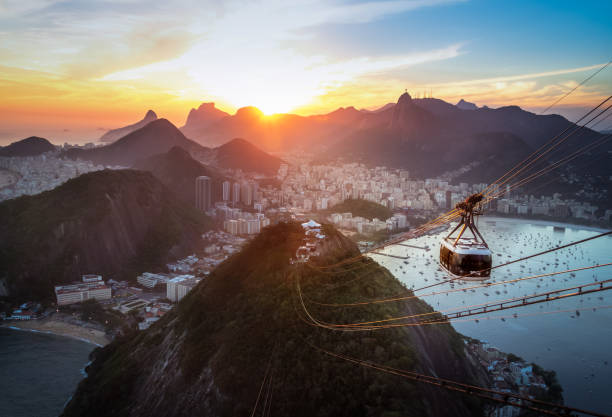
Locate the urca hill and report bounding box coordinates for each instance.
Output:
[63,222,489,417]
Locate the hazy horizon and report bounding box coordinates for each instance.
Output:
[0,99,605,146]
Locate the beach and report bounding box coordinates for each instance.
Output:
[1,317,111,347]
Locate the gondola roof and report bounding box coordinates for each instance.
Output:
[441,237,491,255]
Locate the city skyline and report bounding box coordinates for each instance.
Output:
[1,0,611,144]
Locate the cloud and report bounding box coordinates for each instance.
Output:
[430,63,608,88]
[0,0,60,17]
[64,28,197,79]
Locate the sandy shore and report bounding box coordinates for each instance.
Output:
[1,317,111,347]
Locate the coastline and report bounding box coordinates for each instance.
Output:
[483,216,611,233]
[1,317,111,347]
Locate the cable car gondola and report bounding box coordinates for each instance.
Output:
[439,194,492,279]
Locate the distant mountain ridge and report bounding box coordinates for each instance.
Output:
[99,110,158,143]
[0,136,55,157]
[327,93,608,184]
[179,102,376,150]
[69,118,285,177]
[179,94,599,163]
[0,169,211,301]
[66,119,210,167]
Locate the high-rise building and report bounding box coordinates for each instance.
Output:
[195,176,211,211]
[222,180,230,201]
[241,181,253,206]
[232,182,240,205]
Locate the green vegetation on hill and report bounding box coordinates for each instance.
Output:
[327,198,392,220]
[0,169,211,301]
[63,222,485,417]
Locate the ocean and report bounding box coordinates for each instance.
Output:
[372,217,612,415]
[0,327,94,417]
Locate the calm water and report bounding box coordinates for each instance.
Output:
[0,327,94,417]
[373,217,612,415]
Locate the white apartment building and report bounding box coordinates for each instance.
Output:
[55,276,111,306]
[137,272,170,289]
[167,275,200,302]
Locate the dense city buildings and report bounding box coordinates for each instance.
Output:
[261,159,608,224]
[0,153,106,201]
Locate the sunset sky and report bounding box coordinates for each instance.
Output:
[1,0,610,144]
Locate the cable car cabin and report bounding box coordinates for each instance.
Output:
[439,193,492,279]
[439,238,492,279]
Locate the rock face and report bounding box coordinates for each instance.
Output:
[0,170,211,301]
[181,103,230,139]
[62,223,489,417]
[99,110,158,143]
[0,136,55,157]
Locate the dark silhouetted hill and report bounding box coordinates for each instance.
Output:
[0,136,55,157]
[212,138,284,175]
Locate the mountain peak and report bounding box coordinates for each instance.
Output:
[182,102,230,133]
[197,102,217,111]
[389,91,435,133]
[235,106,264,119]
[99,110,158,143]
[456,99,478,111]
[397,91,413,104]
